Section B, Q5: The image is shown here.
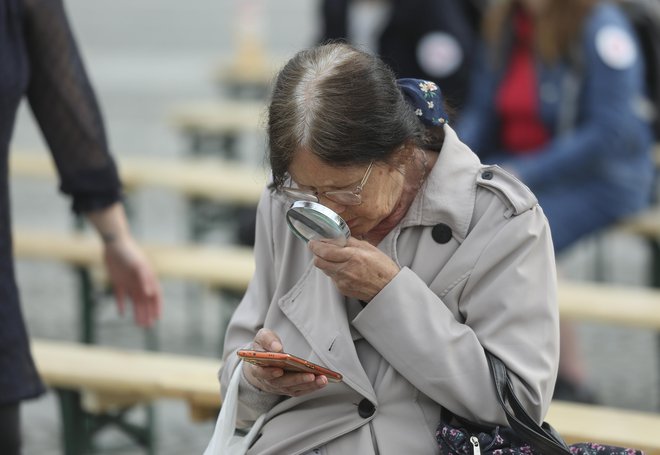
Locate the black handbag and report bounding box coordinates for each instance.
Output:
[436,351,645,455]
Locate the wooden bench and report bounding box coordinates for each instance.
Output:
[212,53,281,100]
[613,207,660,287]
[14,228,660,330]
[548,400,660,454]
[32,338,221,454]
[33,338,660,455]
[10,151,267,206]
[32,338,221,419]
[168,99,267,158]
[617,208,660,240]
[19,233,660,453]
[14,228,255,293]
[14,228,255,345]
[11,150,266,241]
[558,280,660,330]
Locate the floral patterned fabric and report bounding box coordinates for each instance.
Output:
[437,421,645,455]
[396,78,449,127]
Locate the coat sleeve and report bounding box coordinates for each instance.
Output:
[22,0,121,214]
[353,201,558,425]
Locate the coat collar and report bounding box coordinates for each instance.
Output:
[277,263,377,401]
[401,125,482,242]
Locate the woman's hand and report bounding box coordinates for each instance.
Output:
[242,329,329,397]
[85,203,162,328]
[308,237,400,302]
[103,234,162,328]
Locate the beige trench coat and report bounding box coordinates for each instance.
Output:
[220,126,559,455]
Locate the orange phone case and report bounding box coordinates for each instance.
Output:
[237,350,343,382]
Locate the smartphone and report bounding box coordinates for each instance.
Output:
[237,349,343,383]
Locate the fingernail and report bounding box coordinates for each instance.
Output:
[304,374,315,382]
[273,369,284,378]
[270,341,282,352]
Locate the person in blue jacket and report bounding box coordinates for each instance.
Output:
[457,0,654,402]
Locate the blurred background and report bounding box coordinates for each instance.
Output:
[8,0,659,454]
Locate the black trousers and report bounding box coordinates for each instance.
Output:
[0,402,21,455]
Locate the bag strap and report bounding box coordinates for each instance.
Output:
[203,361,266,455]
[485,352,572,455]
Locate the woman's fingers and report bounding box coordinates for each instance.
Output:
[245,329,329,397]
[253,328,283,352]
[247,365,328,396]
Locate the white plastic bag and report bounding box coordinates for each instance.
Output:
[203,362,266,455]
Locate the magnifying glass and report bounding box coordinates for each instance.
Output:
[286,201,351,246]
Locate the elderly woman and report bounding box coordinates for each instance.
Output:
[219,42,558,455]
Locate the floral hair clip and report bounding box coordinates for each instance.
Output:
[396,78,449,127]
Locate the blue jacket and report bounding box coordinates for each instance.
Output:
[457,3,653,252]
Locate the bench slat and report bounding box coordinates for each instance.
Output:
[14,229,660,328]
[558,281,660,329]
[618,208,660,238]
[32,339,660,451]
[548,400,660,455]
[31,339,222,409]
[10,152,267,205]
[169,100,265,134]
[13,229,255,291]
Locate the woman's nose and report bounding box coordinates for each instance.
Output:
[319,197,347,215]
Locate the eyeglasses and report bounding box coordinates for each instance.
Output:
[281,161,374,206]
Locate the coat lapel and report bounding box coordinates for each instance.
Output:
[277,263,376,401]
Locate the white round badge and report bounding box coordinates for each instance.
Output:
[595,25,637,70]
[416,32,463,78]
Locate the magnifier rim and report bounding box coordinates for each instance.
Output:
[286,200,350,242]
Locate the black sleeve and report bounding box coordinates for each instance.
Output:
[23,0,121,214]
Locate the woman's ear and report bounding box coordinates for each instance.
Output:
[384,143,415,176]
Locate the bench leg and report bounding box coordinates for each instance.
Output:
[188,198,243,242]
[591,234,608,282]
[649,239,660,287]
[57,390,91,455]
[189,132,239,160]
[71,216,98,345]
[76,267,97,344]
[222,81,269,101]
[56,389,157,454]
[647,239,660,411]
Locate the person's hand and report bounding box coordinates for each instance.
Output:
[308,237,400,302]
[102,234,162,328]
[242,328,329,397]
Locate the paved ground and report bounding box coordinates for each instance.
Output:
[9,1,659,453]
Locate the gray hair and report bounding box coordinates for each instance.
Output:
[267,42,441,189]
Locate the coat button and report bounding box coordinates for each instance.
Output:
[481,170,493,180]
[358,399,375,418]
[431,223,452,244]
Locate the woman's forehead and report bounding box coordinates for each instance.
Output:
[288,149,365,186]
